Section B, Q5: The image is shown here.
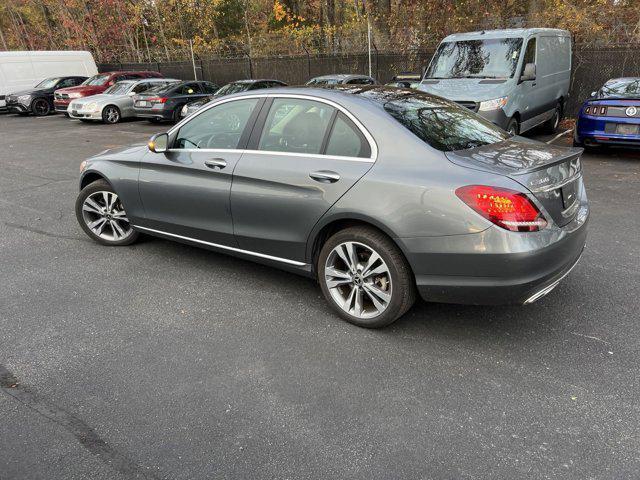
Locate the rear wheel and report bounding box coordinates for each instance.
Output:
[506,117,519,136]
[318,226,416,328]
[102,105,121,124]
[172,105,183,123]
[31,98,50,116]
[75,179,138,246]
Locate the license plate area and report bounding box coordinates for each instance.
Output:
[136,100,148,107]
[610,123,640,135]
[561,181,578,210]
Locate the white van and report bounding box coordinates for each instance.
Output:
[418,28,572,135]
[0,51,97,109]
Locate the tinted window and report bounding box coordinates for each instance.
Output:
[381,94,509,151]
[56,78,78,88]
[216,82,251,96]
[176,83,200,95]
[131,82,152,93]
[174,98,259,149]
[426,38,524,79]
[104,82,131,95]
[201,82,219,94]
[347,77,374,85]
[325,113,370,158]
[258,98,334,154]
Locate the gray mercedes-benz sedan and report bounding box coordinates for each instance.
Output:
[75,86,588,328]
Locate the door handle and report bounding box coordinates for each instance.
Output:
[309,170,340,183]
[205,158,227,170]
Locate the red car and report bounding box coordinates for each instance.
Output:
[53,71,163,114]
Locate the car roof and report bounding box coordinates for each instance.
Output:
[442,28,570,42]
[231,79,284,84]
[310,74,372,81]
[217,85,447,111]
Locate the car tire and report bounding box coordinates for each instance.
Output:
[31,98,50,116]
[506,117,519,136]
[542,102,561,134]
[172,105,183,123]
[75,179,139,246]
[102,105,121,124]
[148,118,162,124]
[317,226,416,328]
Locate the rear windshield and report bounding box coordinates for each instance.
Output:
[599,78,640,98]
[307,78,341,85]
[143,83,175,95]
[215,82,251,96]
[350,88,509,151]
[82,74,111,86]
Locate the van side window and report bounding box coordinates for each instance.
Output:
[523,38,536,66]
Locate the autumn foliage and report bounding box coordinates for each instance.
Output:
[0,0,638,62]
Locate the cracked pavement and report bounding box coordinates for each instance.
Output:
[1,113,639,479]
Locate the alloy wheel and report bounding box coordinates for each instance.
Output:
[105,107,120,124]
[324,241,392,319]
[81,191,132,241]
[33,99,50,116]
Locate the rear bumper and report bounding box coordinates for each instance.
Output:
[401,204,589,305]
[576,116,640,146]
[134,107,171,120]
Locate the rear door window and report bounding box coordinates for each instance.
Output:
[325,113,370,158]
[258,98,335,154]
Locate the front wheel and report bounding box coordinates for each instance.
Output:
[506,117,519,136]
[75,179,139,246]
[102,105,121,124]
[318,226,416,328]
[31,98,51,116]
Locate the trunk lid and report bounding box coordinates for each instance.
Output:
[446,138,584,227]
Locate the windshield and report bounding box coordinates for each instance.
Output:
[104,83,131,95]
[82,74,111,86]
[426,38,524,79]
[35,77,61,89]
[599,78,640,98]
[215,83,251,96]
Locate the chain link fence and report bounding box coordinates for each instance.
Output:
[99,45,640,117]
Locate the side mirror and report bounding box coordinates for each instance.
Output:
[148,133,168,153]
[590,91,597,97]
[128,91,136,96]
[520,63,536,82]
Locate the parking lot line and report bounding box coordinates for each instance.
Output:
[546,129,572,144]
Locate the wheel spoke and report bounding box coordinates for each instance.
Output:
[353,287,363,316]
[362,263,388,280]
[111,220,126,239]
[325,267,352,288]
[343,285,357,311]
[362,282,391,305]
[362,284,387,313]
[361,251,383,277]
[89,217,107,234]
[83,198,102,215]
[111,211,129,222]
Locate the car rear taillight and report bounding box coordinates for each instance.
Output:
[147,97,168,104]
[455,185,547,232]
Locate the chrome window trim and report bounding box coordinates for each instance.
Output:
[165,147,375,163]
[167,93,379,161]
[133,225,308,267]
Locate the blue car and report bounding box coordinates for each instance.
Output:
[575,77,640,148]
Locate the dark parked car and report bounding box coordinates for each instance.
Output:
[180,79,287,118]
[133,80,219,122]
[54,71,163,114]
[574,77,640,148]
[75,87,588,328]
[305,74,377,86]
[5,76,87,116]
[385,73,421,89]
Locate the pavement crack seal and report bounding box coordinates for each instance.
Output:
[3,222,88,242]
[0,365,162,480]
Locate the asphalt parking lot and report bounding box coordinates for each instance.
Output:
[1,112,639,480]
